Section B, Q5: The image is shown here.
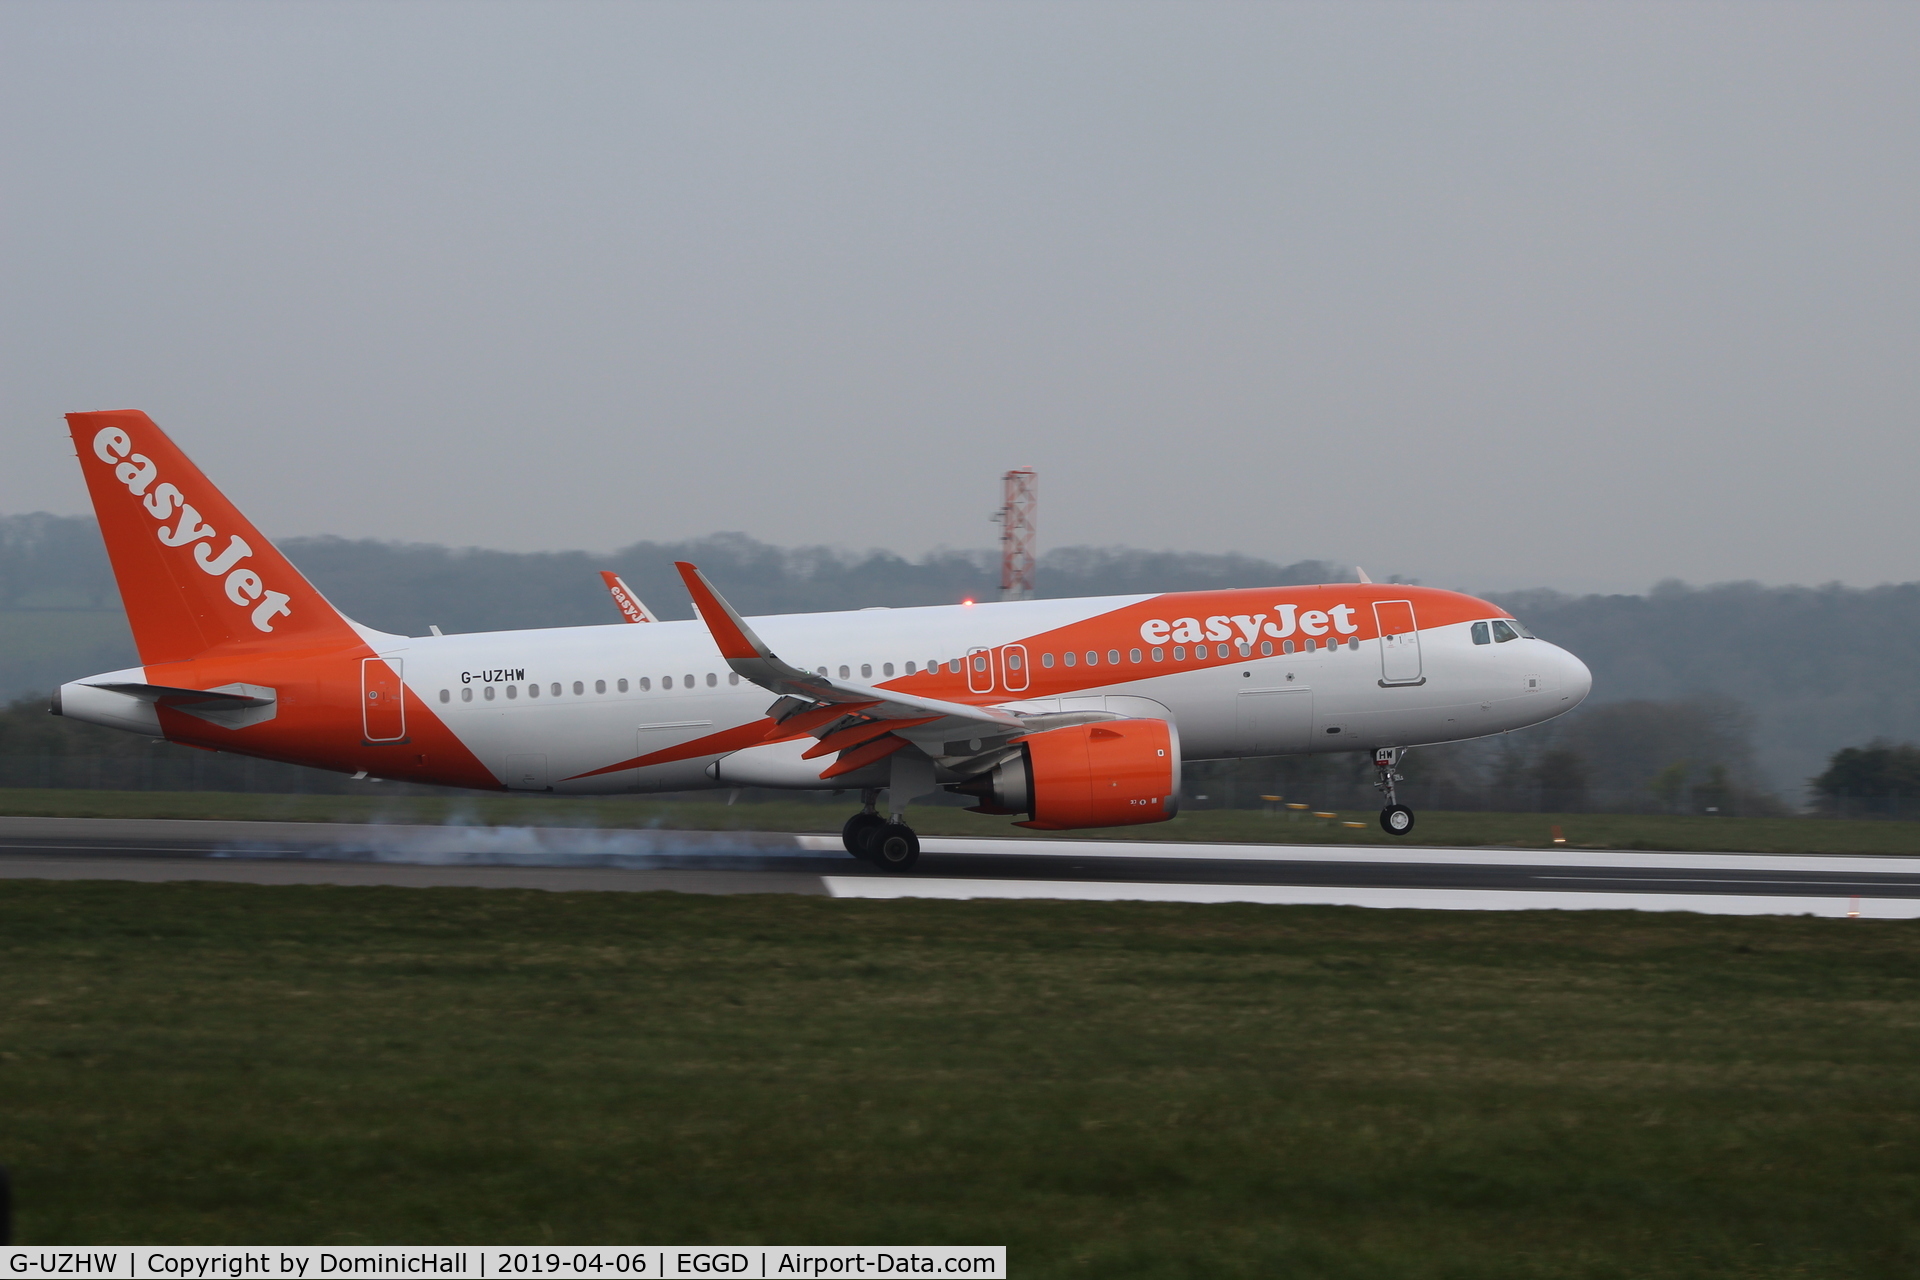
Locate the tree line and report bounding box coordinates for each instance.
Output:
[8,510,1920,803]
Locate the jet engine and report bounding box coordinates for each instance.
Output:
[948,717,1180,830]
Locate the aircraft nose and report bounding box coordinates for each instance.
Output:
[1556,645,1593,708]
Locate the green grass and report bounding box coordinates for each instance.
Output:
[4,787,1920,855]
[1,881,1916,1275]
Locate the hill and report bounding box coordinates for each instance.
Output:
[6,511,1916,799]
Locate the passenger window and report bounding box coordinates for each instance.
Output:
[1348,637,1359,650]
[948,659,961,673]
[1042,653,1055,668]
[438,689,450,703]
[552,683,562,696]
[1214,643,1227,658]
[1283,640,1294,655]
[685,673,696,687]
[663,676,673,690]
[706,672,717,686]
[906,661,918,674]
[1108,649,1120,664]
[594,680,604,694]
[460,687,473,703]
[1064,651,1077,667]
[572,681,584,695]
[1172,646,1185,661]
[1304,639,1317,653]
[1260,641,1273,656]
[637,677,649,691]
[508,685,519,700]
[617,678,628,692]
[883,663,895,676]
[1079,650,1093,666]
[1129,648,1141,663]
[1006,653,1022,671]
[728,673,739,685]
[1492,620,1519,643]
[861,664,872,678]
[1151,647,1164,661]
[1237,642,1251,657]
[839,665,850,678]
[1472,622,1491,645]
[972,654,988,672]
[527,683,539,698]
[485,685,496,701]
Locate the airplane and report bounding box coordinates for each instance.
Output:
[600,570,658,623]
[53,410,1593,871]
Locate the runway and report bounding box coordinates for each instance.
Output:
[4,815,1919,917]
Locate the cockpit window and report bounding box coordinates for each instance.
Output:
[1511,618,1536,638]
[1471,621,1491,646]
[1491,620,1519,643]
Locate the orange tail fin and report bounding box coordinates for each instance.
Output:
[67,410,363,665]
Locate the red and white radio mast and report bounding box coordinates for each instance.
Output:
[994,468,1038,601]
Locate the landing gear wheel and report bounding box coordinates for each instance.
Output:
[869,822,920,872]
[842,811,886,858]
[1380,805,1415,836]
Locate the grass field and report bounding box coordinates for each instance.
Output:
[1,881,1916,1274]
[4,786,1920,855]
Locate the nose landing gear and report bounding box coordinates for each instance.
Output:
[1374,747,1415,836]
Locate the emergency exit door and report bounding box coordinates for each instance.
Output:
[361,657,407,741]
[1373,601,1424,685]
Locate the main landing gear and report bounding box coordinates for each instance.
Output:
[841,788,921,872]
[1374,747,1415,836]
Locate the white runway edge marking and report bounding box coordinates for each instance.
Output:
[798,834,1920,876]
[821,877,1920,917]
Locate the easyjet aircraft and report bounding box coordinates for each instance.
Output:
[55,410,1592,870]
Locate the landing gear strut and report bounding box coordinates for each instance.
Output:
[1374,747,1415,836]
[842,788,920,871]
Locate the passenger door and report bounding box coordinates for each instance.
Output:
[1373,600,1424,685]
[361,657,406,742]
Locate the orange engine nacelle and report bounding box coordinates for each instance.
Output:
[951,718,1180,831]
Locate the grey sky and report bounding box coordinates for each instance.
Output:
[3,1,1914,595]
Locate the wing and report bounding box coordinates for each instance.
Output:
[600,571,658,623]
[675,559,1025,731]
[568,564,1120,786]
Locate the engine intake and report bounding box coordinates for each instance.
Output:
[949,717,1179,830]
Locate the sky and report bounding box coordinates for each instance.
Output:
[2,1,1915,596]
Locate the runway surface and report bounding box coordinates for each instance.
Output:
[3,815,1919,916]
